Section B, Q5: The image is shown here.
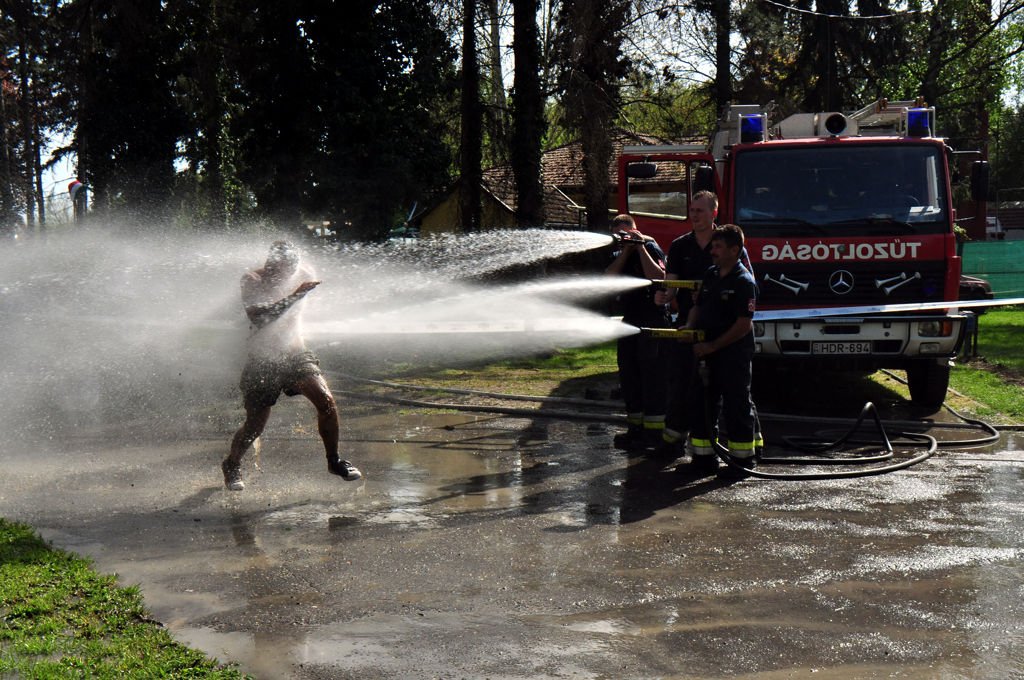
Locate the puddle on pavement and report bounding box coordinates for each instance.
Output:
[174,610,613,678]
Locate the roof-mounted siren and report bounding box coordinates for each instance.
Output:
[905,107,935,137]
[817,112,850,137]
[739,113,767,143]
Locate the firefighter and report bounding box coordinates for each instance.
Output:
[605,214,670,450]
[680,224,762,477]
[653,190,717,457]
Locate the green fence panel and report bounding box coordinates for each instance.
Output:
[961,241,1024,297]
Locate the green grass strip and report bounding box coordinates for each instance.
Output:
[0,519,246,679]
[949,307,1024,421]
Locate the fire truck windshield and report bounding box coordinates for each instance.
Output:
[733,144,949,236]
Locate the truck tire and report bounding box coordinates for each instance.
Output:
[906,360,950,410]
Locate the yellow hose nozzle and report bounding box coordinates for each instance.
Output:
[640,328,705,342]
[651,279,702,290]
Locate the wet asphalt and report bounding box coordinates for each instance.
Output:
[1,372,1023,679]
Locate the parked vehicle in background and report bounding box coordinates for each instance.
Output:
[986,216,1005,240]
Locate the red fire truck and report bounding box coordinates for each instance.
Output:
[617,99,989,409]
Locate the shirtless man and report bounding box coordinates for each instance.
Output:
[222,241,361,491]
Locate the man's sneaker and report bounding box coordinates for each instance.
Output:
[328,457,362,481]
[675,454,719,476]
[222,459,245,491]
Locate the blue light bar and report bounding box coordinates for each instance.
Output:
[740,114,766,143]
[907,107,933,137]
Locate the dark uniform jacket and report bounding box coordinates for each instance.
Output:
[694,262,758,351]
[666,231,713,321]
[613,239,668,328]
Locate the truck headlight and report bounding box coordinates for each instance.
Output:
[918,320,953,337]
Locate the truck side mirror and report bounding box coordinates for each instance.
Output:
[626,162,657,179]
[693,165,715,194]
[970,161,989,202]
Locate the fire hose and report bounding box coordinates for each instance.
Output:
[690,356,941,480]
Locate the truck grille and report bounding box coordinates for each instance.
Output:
[755,262,947,308]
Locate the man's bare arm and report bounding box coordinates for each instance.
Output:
[243,276,320,327]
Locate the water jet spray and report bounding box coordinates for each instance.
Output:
[0,227,629,443]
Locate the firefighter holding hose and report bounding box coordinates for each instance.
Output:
[680,224,762,477]
[652,190,717,457]
[605,214,670,451]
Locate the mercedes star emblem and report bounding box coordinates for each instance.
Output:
[829,269,855,295]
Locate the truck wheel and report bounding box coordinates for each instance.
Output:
[906,360,950,410]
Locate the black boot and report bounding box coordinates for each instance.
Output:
[717,455,756,480]
[612,425,645,450]
[674,454,719,476]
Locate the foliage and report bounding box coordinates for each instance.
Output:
[51,1,186,222]
[619,77,717,141]
[222,1,459,239]
[4,0,457,238]
[0,519,246,678]
[551,0,633,229]
[1,0,62,234]
[990,101,1024,197]
[171,0,254,229]
[1,0,1023,235]
[906,0,1023,152]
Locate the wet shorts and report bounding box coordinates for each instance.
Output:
[239,350,323,409]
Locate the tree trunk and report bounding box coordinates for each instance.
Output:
[511,0,545,228]
[555,0,629,231]
[484,0,507,167]
[0,92,18,236]
[16,32,36,234]
[194,0,228,227]
[919,0,947,108]
[714,0,732,116]
[33,101,43,229]
[75,0,97,219]
[460,0,483,231]
[581,108,612,231]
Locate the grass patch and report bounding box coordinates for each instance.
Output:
[971,308,1024,374]
[950,307,1024,421]
[0,519,246,679]
[406,342,619,395]
[950,365,1024,420]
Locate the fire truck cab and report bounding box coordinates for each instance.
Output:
[618,99,981,410]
